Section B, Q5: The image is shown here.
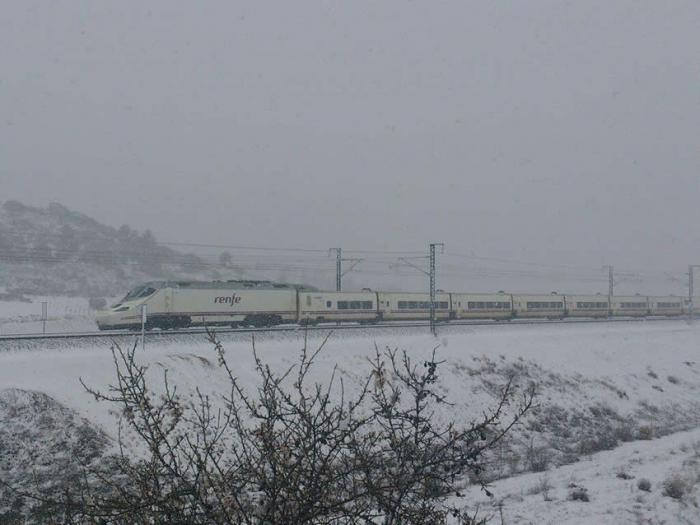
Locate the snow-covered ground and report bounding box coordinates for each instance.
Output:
[1,320,700,522]
[0,295,109,334]
[462,426,700,524]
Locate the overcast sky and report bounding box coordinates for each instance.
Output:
[1,1,698,293]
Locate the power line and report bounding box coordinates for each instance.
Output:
[329,248,364,291]
[0,227,692,279]
[0,249,675,287]
[0,229,693,293]
[161,241,329,254]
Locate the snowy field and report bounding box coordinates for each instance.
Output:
[0,296,101,335]
[1,320,700,522]
[462,426,700,524]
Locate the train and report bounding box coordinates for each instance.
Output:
[94,280,690,330]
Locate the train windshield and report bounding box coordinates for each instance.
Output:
[123,285,158,301]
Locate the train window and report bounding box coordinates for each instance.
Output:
[397,300,445,309]
[576,302,608,309]
[468,301,511,309]
[306,296,311,306]
[620,302,647,309]
[337,301,373,310]
[326,301,332,308]
[124,285,156,301]
[526,301,563,309]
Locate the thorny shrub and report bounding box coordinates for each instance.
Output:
[637,478,652,492]
[568,484,590,502]
[662,475,688,500]
[12,330,535,524]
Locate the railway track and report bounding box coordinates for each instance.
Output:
[0,316,689,344]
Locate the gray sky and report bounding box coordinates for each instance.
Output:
[1,1,699,293]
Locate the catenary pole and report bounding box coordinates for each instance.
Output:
[602,265,614,317]
[41,301,47,334]
[329,248,363,292]
[336,248,341,291]
[689,265,700,321]
[429,243,444,336]
[393,243,443,335]
[141,304,147,351]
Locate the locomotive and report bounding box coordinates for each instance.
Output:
[95,280,688,330]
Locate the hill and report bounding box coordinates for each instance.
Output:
[0,200,218,298]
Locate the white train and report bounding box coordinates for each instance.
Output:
[95,280,691,330]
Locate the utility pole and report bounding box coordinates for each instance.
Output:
[41,301,47,334]
[602,265,614,317]
[140,304,147,351]
[689,265,700,321]
[429,243,444,336]
[395,243,444,335]
[334,247,341,291]
[329,248,363,292]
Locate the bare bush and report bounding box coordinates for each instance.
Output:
[616,469,634,480]
[637,478,651,492]
[525,437,551,472]
[527,474,552,501]
[614,419,636,442]
[637,425,654,440]
[662,475,688,500]
[568,484,589,502]
[18,331,534,524]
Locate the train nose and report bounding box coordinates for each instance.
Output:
[95,311,116,330]
[95,306,131,330]
[95,314,110,330]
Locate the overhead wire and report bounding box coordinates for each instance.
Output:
[0,228,689,288]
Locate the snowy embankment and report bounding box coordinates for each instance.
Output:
[1,320,700,522]
[462,426,700,524]
[0,296,99,335]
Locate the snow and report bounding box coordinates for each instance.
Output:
[461,426,700,524]
[0,295,98,334]
[1,319,700,522]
